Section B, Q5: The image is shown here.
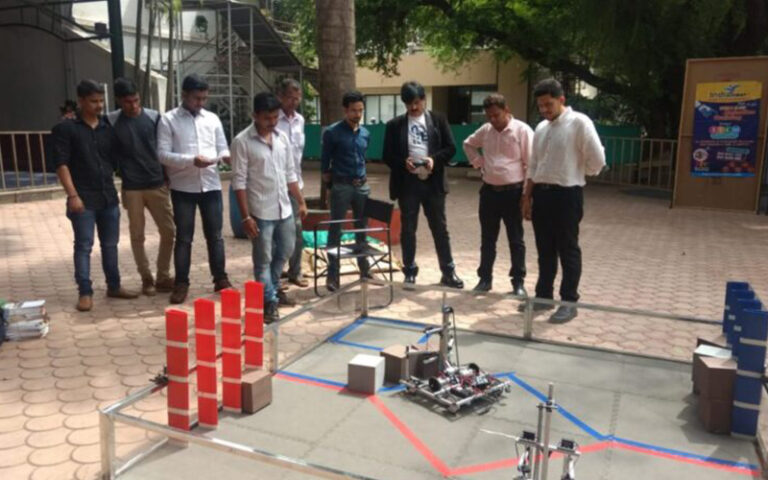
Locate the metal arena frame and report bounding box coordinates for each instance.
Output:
[98,277,749,480]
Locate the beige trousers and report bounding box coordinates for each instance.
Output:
[121,186,176,283]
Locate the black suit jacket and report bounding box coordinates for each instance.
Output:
[382,110,456,200]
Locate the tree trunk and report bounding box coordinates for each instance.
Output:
[315,0,356,208]
[142,0,157,107]
[133,0,144,80]
[165,3,175,111]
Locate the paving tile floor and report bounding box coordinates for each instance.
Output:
[2,170,768,479]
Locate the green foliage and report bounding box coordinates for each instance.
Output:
[276,0,768,136]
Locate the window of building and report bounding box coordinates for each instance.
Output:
[470,86,497,123]
[361,94,410,124]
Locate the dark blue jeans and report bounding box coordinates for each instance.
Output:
[66,204,121,296]
[327,182,370,279]
[171,189,228,286]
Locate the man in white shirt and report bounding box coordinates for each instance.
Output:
[274,78,308,289]
[157,74,232,304]
[232,92,307,323]
[463,93,533,295]
[521,79,606,323]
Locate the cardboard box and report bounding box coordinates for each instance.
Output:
[407,343,439,379]
[691,344,731,392]
[697,356,736,402]
[348,354,384,394]
[698,396,732,434]
[697,334,729,349]
[380,345,408,383]
[241,369,272,414]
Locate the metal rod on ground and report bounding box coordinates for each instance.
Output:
[360,276,369,317]
[533,398,544,480]
[99,410,116,479]
[541,383,555,480]
[523,297,534,339]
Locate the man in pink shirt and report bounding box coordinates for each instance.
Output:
[463,94,533,294]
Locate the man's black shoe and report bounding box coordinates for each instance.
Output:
[440,272,464,289]
[265,301,280,324]
[326,277,339,292]
[472,279,492,292]
[277,290,296,307]
[549,306,578,324]
[404,274,416,285]
[511,279,527,297]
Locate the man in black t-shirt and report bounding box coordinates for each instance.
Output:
[53,79,138,312]
[109,78,176,296]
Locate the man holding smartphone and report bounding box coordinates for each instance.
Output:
[383,81,463,288]
[157,74,232,304]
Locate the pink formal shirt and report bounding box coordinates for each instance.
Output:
[463,117,534,185]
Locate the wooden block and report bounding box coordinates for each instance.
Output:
[699,356,736,402]
[241,369,272,414]
[380,345,408,383]
[698,397,732,434]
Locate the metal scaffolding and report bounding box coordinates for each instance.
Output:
[176,0,316,140]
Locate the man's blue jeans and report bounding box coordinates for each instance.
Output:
[327,182,370,279]
[66,204,121,296]
[252,217,295,304]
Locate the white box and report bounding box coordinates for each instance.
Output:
[347,354,384,394]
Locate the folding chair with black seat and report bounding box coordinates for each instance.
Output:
[312,198,395,308]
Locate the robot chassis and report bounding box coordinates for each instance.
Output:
[400,303,511,414]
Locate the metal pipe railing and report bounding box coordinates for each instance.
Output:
[0,131,57,191]
[593,136,677,191]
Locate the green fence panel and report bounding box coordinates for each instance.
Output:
[595,124,642,168]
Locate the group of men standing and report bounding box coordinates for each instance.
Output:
[54,73,604,325]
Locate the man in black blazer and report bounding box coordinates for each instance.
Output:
[383,82,464,288]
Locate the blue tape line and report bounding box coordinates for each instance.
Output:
[364,315,429,329]
[504,373,605,440]
[329,317,368,343]
[379,384,406,393]
[333,339,383,352]
[416,334,429,344]
[277,370,347,388]
[611,436,758,471]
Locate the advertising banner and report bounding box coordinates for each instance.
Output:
[691,81,762,177]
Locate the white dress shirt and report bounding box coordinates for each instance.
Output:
[275,109,306,189]
[231,124,297,221]
[157,106,231,193]
[527,107,606,187]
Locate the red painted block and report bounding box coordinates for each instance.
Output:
[194,299,217,361]
[244,281,265,369]
[165,308,190,431]
[221,289,242,412]
[194,299,218,429]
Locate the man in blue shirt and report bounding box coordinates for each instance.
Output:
[321,91,371,291]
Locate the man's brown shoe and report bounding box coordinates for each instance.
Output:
[214,278,233,292]
[169,284,188,304]
[107,287,139,299]
[155,277,175,293]
[288,276,309,288]
[76,295,93,312]
[142,278,156,297]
